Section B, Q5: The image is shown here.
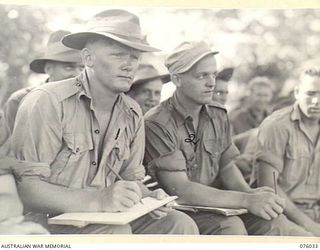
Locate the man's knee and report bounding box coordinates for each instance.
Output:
[219,216,247,235]
[162,210,199,234]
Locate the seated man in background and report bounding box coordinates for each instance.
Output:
[256,67,320,236]
[0,157,48,235]
[10,10,198,235]
[211,67,234,106]
[144,41,310,236]
[2,29,83,135]
[127,63,170,114]
[230,76,274,135]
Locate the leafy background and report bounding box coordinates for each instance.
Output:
[0,5,319,109]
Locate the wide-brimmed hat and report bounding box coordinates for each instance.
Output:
[165,41,219,74]
[62,9,160,52]
[132,64,170,86]
[30,30,82,74]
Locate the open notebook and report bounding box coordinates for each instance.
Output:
[173,204,248,216]
[48,196,177,227]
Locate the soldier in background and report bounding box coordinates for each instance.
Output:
[128,63,170,114]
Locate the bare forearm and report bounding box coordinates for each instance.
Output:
[277,187,314,229]
[166,179,248,209]
[17,177,102,214]
[257,162,315,229]
[219,164,251,193]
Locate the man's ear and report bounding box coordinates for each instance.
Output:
[81,48,94,68]
[171,74,182,88]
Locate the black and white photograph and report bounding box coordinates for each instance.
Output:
[0,2,319,245]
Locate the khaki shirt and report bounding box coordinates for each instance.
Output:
[2,86,34,134]
[144,93,239,186]
[256,103,320,203]
[0,111,10,157]
[230,106,271,135]
[11,71,145,189]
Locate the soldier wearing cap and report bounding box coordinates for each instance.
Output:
[2,30,83,136]
[0,30,83,234]
[127,63,170,114]
[10,10,198,234]
[144,41,310,235]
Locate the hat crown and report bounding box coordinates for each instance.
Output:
[86,9,142,40]
[165,41,219,74]
[47,30,71,45]
[217,67,234,82]
[135,64,159,79]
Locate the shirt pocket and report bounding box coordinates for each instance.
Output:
[283,147,310,182]
[203,139,221,180]
[50,132,94,186]
[113,135,130,162]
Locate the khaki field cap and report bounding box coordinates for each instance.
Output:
[62,9,160,52]
[132,64,170,86]
[30,30,82,74]
[165,41,219,74]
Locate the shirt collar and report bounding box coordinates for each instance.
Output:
[76,70,140,117]
[171,92,211,125]
[290,102,302,122]
[76,70,93,101]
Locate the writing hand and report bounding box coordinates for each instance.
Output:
[245,192,285,220]
[100,181,142,212]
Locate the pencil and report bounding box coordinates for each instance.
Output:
[108,167,144,205]
[273,171,277,195]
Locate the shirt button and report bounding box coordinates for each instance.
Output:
[92,161,97,166]
[75,147,80,153]
[94,129,100,134]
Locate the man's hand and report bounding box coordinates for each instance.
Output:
[100,181,142,212]
[245,192,285,220]
[149,189,173,220]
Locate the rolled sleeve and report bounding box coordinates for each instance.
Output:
[0,157,50,179]
[10,89,63,179]
[256,120,287,172]
[144,120,186,175]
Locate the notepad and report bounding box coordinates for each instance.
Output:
[173,204,248,216]
[48,196,178,227]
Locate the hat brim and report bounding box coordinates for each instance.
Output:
[30,52,82,74]
[62,32,160,52]
[132,74,171,85]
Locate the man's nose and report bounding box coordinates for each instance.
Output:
[206,76,216,88]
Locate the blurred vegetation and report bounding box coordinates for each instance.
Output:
[0,6,319,107]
